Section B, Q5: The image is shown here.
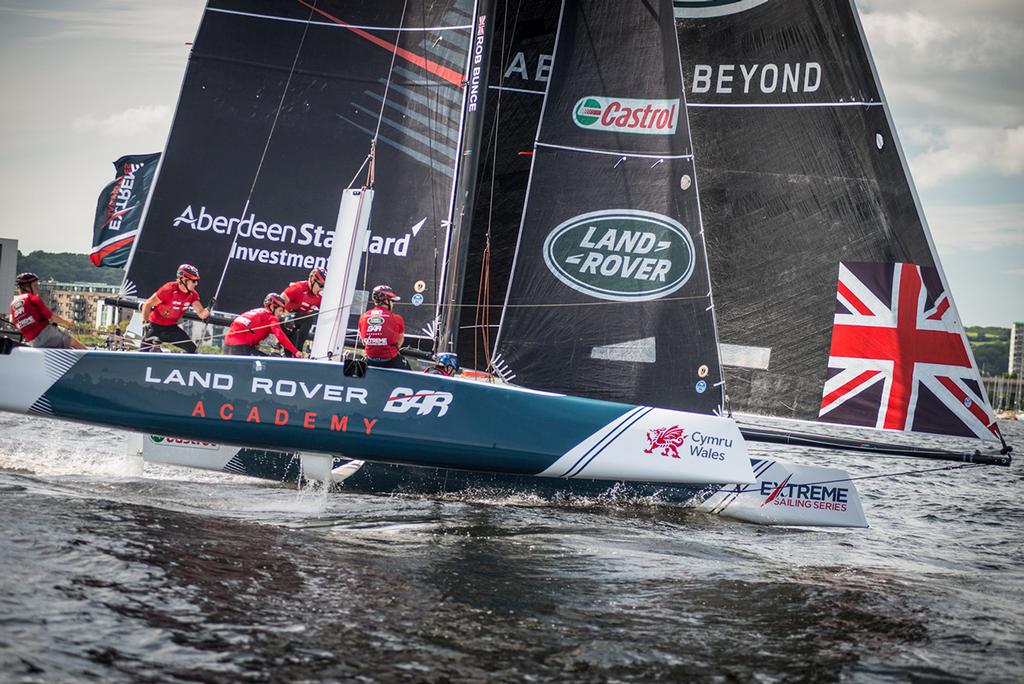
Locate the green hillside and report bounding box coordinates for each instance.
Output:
[966,326,1009,376]
[16,251,124,286]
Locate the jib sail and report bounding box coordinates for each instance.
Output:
[491,0,723,415]
[123,0,474,337]
[674,0,999,441]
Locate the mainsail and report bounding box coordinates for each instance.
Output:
[122,0,475,336]
[490,0,723,415]
[674,0,1000,441]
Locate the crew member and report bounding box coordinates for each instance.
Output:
[9,272,85,349]
[282,266,326,352]
[357,284,408,369]
[424,352,461,377]
[140,263,210,353]
[223,293,305,358]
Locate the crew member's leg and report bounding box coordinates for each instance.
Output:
[30,325,85,350]
[146,323,198,354]
[223,343,264,356]
[365,353,410,370]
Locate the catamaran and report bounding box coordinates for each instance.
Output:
[2,0,1012,528]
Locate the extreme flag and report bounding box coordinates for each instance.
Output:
[91,153,160,268]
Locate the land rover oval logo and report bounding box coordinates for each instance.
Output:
[673,0,770,18]
[149,435,165,443]
[543,210,696,301]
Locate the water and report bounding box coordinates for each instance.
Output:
[1,414,1021,683]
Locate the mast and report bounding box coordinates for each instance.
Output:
[438,0,496,353]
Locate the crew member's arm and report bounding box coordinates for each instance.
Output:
[191,299,210,320]
[50,314,76,329]
[141,292,161,322]
[36,297,74,329]
[270,318,304,358]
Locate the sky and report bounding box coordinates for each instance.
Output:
[0,0,1021,327]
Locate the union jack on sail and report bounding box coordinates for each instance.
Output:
[818,262,999,441]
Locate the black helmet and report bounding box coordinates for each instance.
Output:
[264,292,287,311]
[177,263,200,282]
[16,272,39,286]
[309,266,327,287]
[371,284,401,305]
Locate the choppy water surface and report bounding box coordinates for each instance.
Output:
[0,414,1021,682]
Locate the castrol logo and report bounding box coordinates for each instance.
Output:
[149,435,219,449]
[572,96,679,135]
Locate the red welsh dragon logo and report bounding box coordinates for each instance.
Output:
[644,425,687,459]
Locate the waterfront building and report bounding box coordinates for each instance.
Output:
[1010,322,1024,376]
[37,281,121,330]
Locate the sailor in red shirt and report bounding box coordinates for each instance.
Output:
[358,284,409,369]
[223,293,304,358]
[281,266,326,352]
[140,264,210,353]
[9,272,85,349]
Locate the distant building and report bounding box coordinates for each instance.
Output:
[38,281,121,330]
[0,238,16,298]
[1010,322,1024,376]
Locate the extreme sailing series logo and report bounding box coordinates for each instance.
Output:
[573,96,679,135]
[543,210,695,301]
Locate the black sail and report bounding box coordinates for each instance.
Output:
[675,0,999,440]
[457,0,559,369]
[492,0,723,415]
[124,0,473,336]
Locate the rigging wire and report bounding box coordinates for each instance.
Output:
[720,463,989,497]
[348,0,408,357]
[209,0,319,312]
[422,1,447,353]
[472,0,523,372]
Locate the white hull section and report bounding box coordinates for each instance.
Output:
[539,406,754,484]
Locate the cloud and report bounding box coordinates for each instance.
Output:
[858,4,1024,132]
[925,203,1024,252]
[72,105,171,137]
[0,1,205,68]
[908,125,1024,188]
[860,11,1024,71]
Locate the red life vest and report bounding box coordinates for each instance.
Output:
[358,306,404,360]
[282,280,322,313]
[224,307,299,355]
[9,293,53,341]
[149,281,199,325]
